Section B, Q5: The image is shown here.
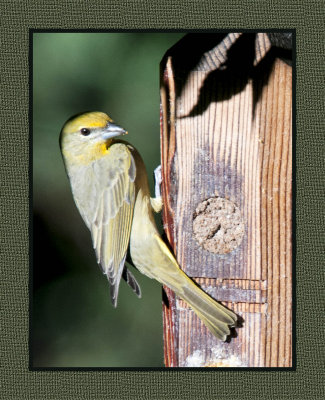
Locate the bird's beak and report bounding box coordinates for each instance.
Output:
[102,123,128,140]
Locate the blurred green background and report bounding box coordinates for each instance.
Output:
[33,32,184,367]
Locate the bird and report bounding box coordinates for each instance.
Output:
[59,111,237,340]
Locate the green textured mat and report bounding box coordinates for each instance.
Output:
[1,1,324,399]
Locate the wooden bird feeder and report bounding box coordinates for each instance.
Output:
[160,32,292,367]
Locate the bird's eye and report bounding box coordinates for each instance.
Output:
[80,128,90,136]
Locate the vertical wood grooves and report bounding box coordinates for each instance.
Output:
[258,64,267,368]
[161,33,292,367]
[160,57,179,367]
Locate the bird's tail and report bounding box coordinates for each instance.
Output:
[175,274,237,341]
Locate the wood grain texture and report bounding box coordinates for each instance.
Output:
[160,33,292,367]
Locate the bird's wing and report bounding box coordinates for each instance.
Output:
[90,143,137,306]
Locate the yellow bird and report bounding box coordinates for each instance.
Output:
[59,111,237,340]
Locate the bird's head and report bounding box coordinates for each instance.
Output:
[60,111,128,164]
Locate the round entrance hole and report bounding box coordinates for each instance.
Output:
[193,196,244,254]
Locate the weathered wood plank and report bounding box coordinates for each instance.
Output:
[160,33,292,367]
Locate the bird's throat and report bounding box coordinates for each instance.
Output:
[65,139,114,165]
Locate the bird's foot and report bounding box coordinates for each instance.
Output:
[154,165,162,199]
[151,165,163,213]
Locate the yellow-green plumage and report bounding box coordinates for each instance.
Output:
[60,111,237,340]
